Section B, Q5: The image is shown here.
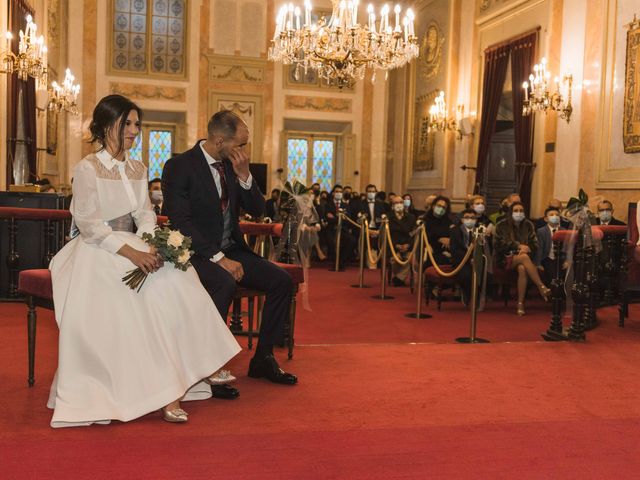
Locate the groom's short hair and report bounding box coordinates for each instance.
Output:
[208,110,242,140]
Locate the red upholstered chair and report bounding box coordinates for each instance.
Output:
[424,265,457,310]
[18,269,54,387]
[620,203,640,326]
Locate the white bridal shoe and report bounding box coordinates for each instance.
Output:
[204,369,236,385]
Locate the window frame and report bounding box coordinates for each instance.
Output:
[131,122,177,180]
[108,0,190,80]
[284,132,337,190]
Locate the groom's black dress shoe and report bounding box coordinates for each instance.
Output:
[211,384,240,400]
[248,354,298,385]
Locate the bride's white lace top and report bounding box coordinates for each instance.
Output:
[71,149,156,254]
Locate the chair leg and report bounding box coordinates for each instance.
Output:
[230,298,242,333]
[437,285,442,311]
[288,287,297,359]
[247,297,255,350]
[27,296,36,387]
[619,298,625,327]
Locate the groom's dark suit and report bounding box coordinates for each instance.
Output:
[162,140,292,347]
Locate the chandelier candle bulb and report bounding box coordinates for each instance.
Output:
[304,0,311,26]
[394,5,401,32]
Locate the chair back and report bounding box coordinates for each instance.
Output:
[628,202,638,245]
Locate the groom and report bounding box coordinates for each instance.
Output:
[162,110,298,392]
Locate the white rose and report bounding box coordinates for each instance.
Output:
[178,250,191,264]
[167,230,184,248]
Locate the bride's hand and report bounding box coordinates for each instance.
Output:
[149,246,164,268]
[118,244,162,274]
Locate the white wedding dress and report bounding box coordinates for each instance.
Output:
[47,150,241,428]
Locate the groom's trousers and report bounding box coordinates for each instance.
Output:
[190,245,292,346]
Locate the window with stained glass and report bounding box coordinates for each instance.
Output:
[129,133,143,161]
[287,138,308,185]
[111,0,186,76]
[148,130,172,179]
[312,140,333,191]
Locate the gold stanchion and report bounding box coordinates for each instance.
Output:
[351,214,371,288]
[456,226,489,343]
[405,222,432,319]
[331,211,344,272]
[372,216,394,300]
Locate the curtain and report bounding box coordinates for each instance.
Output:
[510,32,537,210]
[474,44,511,193]
[6,0,36,186]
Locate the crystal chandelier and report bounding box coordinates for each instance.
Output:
[269,0,419,89]
[1,15,48,82]
[428,91,462,134]
[522,57,573,123]
[48,68,80,115]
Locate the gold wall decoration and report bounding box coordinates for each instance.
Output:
[419,21,444,81]
[623,15,640,153]
[285,95,352,113]
[413,91,438,171]
[208,54,266,84]
[109,82,186,102]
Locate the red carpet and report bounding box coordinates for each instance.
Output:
[1,264,640,478]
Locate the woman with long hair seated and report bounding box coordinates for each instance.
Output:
[422,195,454,266]
[47,95,241,427]
[494,201,550,316]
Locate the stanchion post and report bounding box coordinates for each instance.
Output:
[332,211,343,272]
[372,217,394,300]
[405,222,432,319]
[351,214,370,288]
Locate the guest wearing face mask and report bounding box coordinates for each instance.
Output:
[534,206,567,286]
[450,209,480,306]
[352,184,390,268]
[265,188,281,221]
[388,195,417,286]
[594,200,626,226]
[402,193,423,217]
[423,195,454,266]
[322,185,354,269]
[534,199,571,229]
[494,202,550,316]
[148,178,163,215]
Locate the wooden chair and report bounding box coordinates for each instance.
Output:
[619,203,640,327]
[424,265,457,310]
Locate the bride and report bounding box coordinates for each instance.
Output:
[47,94,241,427]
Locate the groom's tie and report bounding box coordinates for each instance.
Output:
[211,162,229,212]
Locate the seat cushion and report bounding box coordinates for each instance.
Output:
[274,262,304,284]
[425,265,456,283]
[18,269,53,299]
[493,266,517,284]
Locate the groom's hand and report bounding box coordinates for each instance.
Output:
[218,257,244,282]
[228,147,250,182]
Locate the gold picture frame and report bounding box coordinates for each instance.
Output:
[623,15,640,153]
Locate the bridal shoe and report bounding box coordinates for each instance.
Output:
[517,302,526,316]
[204,369,236,385]
[162,407,188,423]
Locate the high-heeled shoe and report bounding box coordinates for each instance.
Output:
[539,285,551,302]
[162,407,188,423]
[204,369,236,385]
[517,302,526,316]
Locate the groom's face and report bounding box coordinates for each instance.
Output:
[218,125,249,161]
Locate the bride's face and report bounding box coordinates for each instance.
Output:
[106,110,141,154]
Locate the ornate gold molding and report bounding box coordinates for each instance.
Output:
[109,82,186,102]
[623,15,640,153]
[285,95,352,113]
[207,54,266,84]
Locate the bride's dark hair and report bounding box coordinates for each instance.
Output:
[89,94,143,158]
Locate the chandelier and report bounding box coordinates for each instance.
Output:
[269,0,419,89]
[48,68,80,115]
[1,15,47,82]
[522,57,573,123]
[427,91,465,137]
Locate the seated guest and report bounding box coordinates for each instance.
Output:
[321,185,354,269]
[148,178,163,214]
[423,194,437,216]
[403,193,424,217]
[389,195,416,286]
[388,192,397,208]
[594,200,626,226]
[265,188,281,220]
[352,184,390,268]
[423,195,454,266]
[375,190,387,204]
[494,201,550,315]
[534,199,571,229]
[468,194,493,229]
[450,209,478,305]
[534,206,567,286]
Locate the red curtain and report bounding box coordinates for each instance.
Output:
[6,0,37,186]
[473,44,511,193]
[510,32,537,210]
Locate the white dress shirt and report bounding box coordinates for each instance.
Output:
[199,140,253,262]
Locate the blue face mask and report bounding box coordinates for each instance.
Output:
[462,218,476,229]
[547,215,560,225]
[473,204,485,215]
[599,210,612,222]
[403,199,411,208]
[433,206,445,217]
[512,212,525,223]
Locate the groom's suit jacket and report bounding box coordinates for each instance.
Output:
[161,140,266,261]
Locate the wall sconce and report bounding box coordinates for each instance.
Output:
[428,91,473,140]
[0,15,48,82]
[522,57,573,123]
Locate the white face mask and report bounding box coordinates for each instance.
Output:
[547,215,560,225]
[367,191,376,201]
[462,218,476,229]
[512,212,525,222]
[334,192,343,201]
[599,210,612,222]
[473,204,485,215]
[150,190,163,204]
[403,199,411,208]
[393,203,405,213]
[433,205,445,217]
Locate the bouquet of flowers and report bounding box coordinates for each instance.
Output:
[122,226,193,292]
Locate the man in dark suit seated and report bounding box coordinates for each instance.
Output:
[450,209,478,306]
[534,199,572,230]
[321,185,355,270]
[350,184,390,269]
[162,110,297,390]
[388,195,416,286]
[534,206,567,286]
[594,200,626,226]
[265,188,280,221]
